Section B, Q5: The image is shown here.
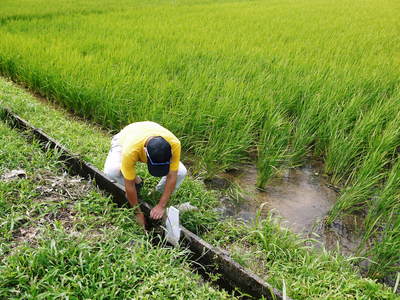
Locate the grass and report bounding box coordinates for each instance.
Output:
[205,216,399,299]
[0,0,399,291]
[1,77,398,298]
[0,120,234,299]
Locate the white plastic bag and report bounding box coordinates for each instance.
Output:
[165,206,180,246]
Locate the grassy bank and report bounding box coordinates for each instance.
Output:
[204,218,398,299]
[0,120,233,298]
[1,78,397,299]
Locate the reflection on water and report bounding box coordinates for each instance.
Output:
[214,162,367,256]
[212,163,400,290]
[217,162,337,234]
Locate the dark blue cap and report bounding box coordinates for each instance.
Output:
[146,137,171,177]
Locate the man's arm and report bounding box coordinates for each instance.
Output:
[150,170,177,219]
[124,178,146,227]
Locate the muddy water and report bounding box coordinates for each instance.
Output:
[216,162,336,233]
[214,162,367,255]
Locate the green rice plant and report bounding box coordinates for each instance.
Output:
[1,0,400,281]
[365,160,400,232]
[288,92,334,166]
[325,96,397,184]
[329,111,400,220]
[365,209,400,280]
[1,0,399,183]
[257,107,291,187]
[362,159,400,279]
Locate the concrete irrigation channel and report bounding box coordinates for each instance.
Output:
[1,107,289,300]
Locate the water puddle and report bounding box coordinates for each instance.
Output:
[211,161,365,255]
[315,214,365,256]
[214,161,337,233]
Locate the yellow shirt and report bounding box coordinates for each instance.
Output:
[118,121,181,180]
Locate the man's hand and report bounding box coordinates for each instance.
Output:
[150,204,165,220]
[150,171,177,220]
[124,178,146,227]
[135,212,146,228]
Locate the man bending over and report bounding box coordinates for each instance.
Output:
[103,121,187,227]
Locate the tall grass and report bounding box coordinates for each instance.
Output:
[0,0,399,278]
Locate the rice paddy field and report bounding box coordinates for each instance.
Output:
[1,78,398,299]
[0,0,399,297]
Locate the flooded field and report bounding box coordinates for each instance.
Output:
[216,162,336,231]
[213,162,365,256]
